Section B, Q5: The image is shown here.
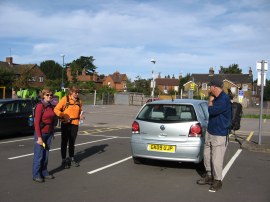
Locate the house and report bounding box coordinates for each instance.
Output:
[0,57,46,88]
[183,67,254,106]
[66,67,103,89]
[155,74,179,94]
[103,71,128,92]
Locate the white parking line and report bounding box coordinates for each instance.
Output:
[0,133,61,144]
[222,149,242,180]
[87,156,132,175]
[8,137,117,160]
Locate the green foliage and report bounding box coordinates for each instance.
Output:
[44,79,62,91]
[40,60,64,80]
[13,68,33,89]
[179,73,191,90]
[242,114,270,119]
[97,85,116,94]
[69,56,97,83]
[263,79,270,101]
[0,67,15,86]
[220,64,242,74]
[40,60,68,91]
[130,76,151,95]
[76,81,96,92]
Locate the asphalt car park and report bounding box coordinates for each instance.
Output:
[0,105,269,202]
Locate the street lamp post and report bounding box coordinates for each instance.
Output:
[150,59,156,101]
[61,54,65,89]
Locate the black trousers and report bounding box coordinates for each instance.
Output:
[61,123,78,159]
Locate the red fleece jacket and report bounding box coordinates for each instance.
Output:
[34,102,55,137]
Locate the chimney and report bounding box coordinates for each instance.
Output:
[179,73,182,80]
[249,67,252,76]
[6,57,13,65]
[209,67,214,76]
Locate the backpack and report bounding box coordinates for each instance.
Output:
[28,102,58,128]
[64,95,81,110]
[231,102,243,131]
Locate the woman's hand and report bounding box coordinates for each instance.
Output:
[37,137,43,145]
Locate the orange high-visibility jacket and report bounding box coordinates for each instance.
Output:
[54,95,82,125]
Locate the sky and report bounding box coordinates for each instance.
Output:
[0,0,270,81]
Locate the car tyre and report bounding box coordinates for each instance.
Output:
[133,156,143,164]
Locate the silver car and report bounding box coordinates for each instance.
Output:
[131,99,209,164]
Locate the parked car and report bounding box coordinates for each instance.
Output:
[0,99,36,138]
[131,99,209,164]
[146,98,160,103]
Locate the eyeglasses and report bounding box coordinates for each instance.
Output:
[45,94,53,97]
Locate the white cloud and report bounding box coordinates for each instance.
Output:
[0,0,269,80]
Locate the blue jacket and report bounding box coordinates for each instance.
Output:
[207,91,232,136]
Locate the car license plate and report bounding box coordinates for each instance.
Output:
[148,144,176,153]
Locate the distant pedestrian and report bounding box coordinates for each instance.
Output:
[32,88,55,183]
[12,90,18,99]
[54,86,84,169]
[197,79,232,192]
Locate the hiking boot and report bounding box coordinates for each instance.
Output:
[197,175,213,185]
[70,160,80,167]
[62,159,70,169]
[209,180,222,192]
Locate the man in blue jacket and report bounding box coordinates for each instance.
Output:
[197,79,232,192]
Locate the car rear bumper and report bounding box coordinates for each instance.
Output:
[131,136,203,163]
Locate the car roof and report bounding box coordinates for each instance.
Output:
[147,99,207,105]
[0,98,33,102]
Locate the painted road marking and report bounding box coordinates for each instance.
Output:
[8,137,117,160]
[222,149,242,180]
[87,156,132,175]
[0,127,128,144]
[246,131,254,141]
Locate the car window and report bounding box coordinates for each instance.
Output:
[0,102,18,113]
[137,104,197,123]
[199,102,209,120]
[19,101,33,113]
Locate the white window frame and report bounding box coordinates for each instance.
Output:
[202,83,208,90]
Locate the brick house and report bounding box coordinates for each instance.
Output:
[103,71,128,92]
[66,67,103,89]
[183,67,254,105]
[155,74,180,94]
[0,57,46,88]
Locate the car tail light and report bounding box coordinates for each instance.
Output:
[132,121,140,134]
[189,123,202,137]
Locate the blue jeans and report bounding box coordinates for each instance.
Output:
[32,132,53,179]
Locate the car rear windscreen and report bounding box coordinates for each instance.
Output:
[137,104,197,122]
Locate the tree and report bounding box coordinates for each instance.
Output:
[69,56,97,83]
[179,73,191,90]
[97,85,116,94]
[0,67,15,87]
[131,76,152,95]
[40,60,64,80]
[13,68,33,89]
[74,81,96,92]
[220,64,242,74]
[40,60,66,90]
[263,79,270,101]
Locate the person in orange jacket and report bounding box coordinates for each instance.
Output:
[54,86,84,169]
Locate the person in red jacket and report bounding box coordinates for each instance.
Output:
[32,88,55,183]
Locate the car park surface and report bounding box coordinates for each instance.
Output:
[0,99,36,138]
[0,104,269,202]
